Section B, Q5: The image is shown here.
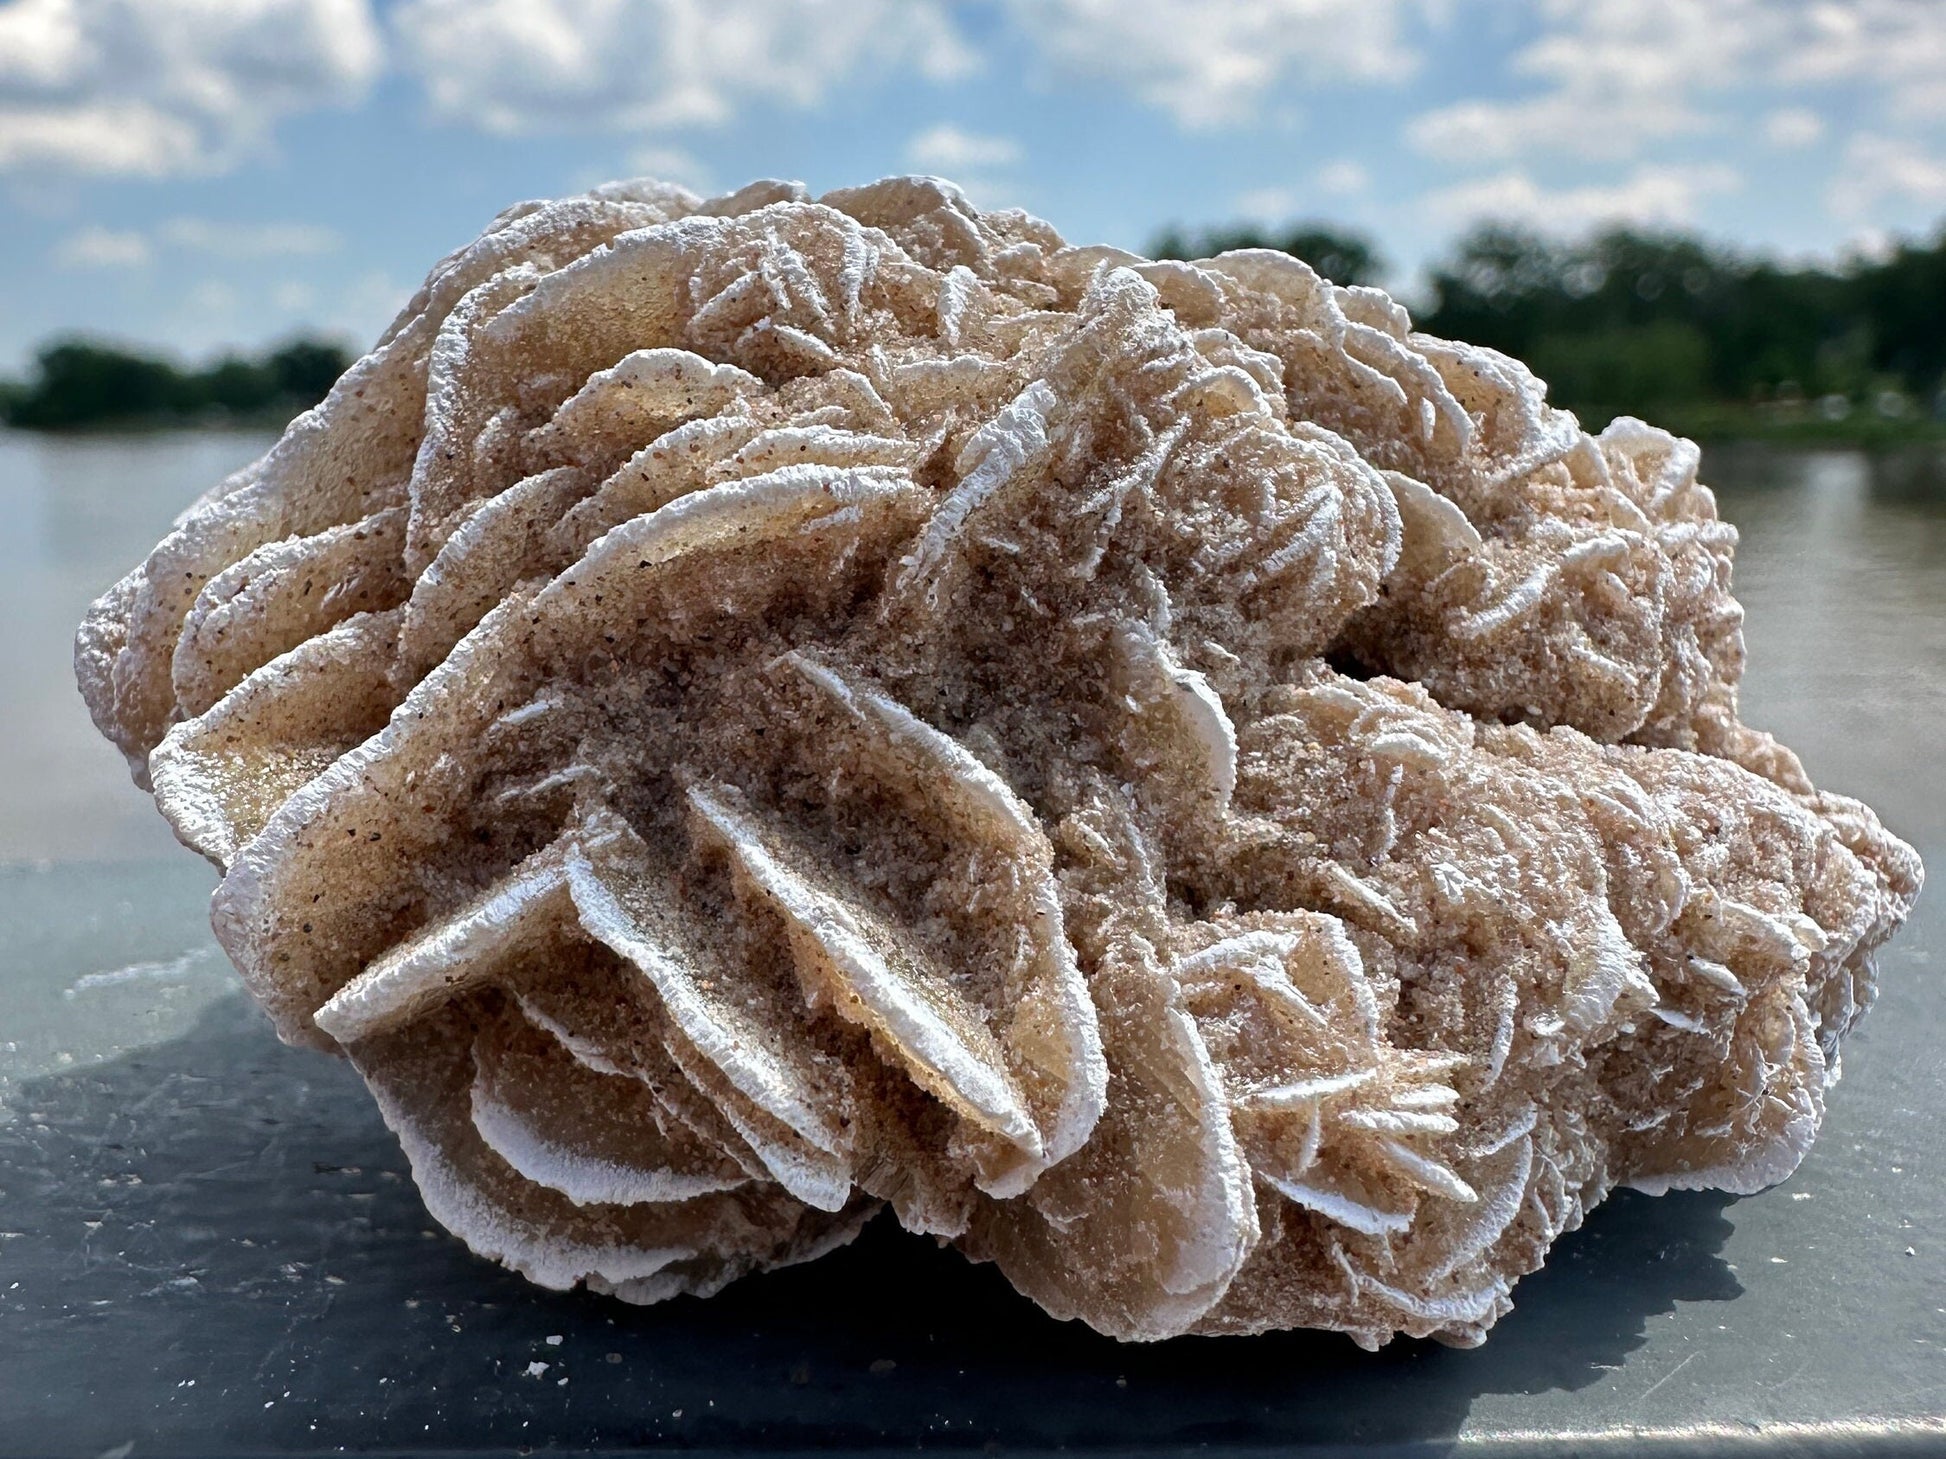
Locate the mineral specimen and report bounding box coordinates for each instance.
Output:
[76,176,1923,1348]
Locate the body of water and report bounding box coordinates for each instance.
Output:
[4,427,1936,867]
[0,428,277,864]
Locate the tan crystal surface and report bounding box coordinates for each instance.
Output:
[76,176,1923,1349]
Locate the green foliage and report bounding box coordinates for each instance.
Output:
[1148,214,1946,439]
[1527,321,1713,423]
[1854,233,1946,391]
[1417,223,1946,435]
[1151,221,1388,287]
[10,218,1946,444]
[0,335,353,431]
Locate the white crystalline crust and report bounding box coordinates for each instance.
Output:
[78,176,1923,1348]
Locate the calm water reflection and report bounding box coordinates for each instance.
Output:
[1707,443,1945,841]
[0,428,275,863]
[1,429,1938,863]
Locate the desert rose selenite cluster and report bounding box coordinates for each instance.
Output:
[78,177,1922,1348]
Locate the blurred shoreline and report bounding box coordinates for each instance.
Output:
[0,337,351,435]
[11,210,1946,451]
[8,414,1942,457]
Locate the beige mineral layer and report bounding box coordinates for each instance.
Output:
[76,176,1923,1348]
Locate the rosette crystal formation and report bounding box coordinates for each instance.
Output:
[77,177,1922,1348]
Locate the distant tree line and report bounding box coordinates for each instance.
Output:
[10,218,1946,441]
[1153,219,1946,440]
[1152,222,1391,292]
[0,336,352,430]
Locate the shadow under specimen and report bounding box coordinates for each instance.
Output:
[0,992,1744,1457]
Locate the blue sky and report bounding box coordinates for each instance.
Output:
[4,0,1946,372]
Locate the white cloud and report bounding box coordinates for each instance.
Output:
[625,143,711,191]
[1001,0,1424,129]
[186,278,242,318]
[271,280,317,313]
[0,0,382,177]
[1780,0,1946,121]
[392,0,975,137]
[899,125,1026,212]
[1408,0,1747,163]
[1828,132,1946,218]
[1315,160,1371,196]
[53,224,151,268]
[1234,186,1300,222]
[335,268,414,345]
[158,217,342,258]
[1408,91,1707,164]
[1232,164,1369,222]
[0,0,87,88]
[1763,106,1824,148]
[0,101,200,176]
[1841,225,1895,264]
[905,124,1021,173]
[1407,1,1946,173]
[50,214,339,273]
[1424,163,1741,232]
